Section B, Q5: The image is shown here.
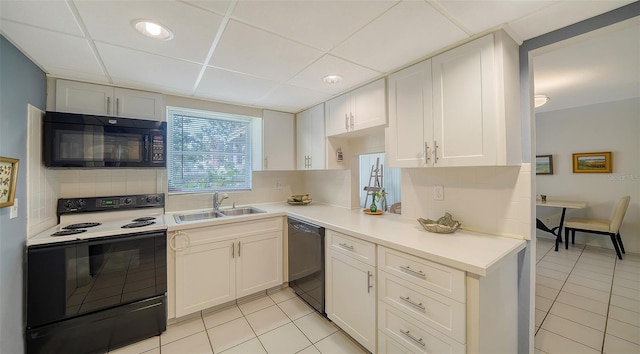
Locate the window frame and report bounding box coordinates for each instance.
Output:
[166,106,256,194]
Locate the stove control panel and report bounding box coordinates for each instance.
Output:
[58,194,165,215]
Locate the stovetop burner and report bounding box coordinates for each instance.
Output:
[63,222,101,230]
[52,229,87,237]
[122,220,156,229]
[132,217,156,222]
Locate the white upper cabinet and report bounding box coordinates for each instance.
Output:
[325,78,386,137]
[387,59,433,167]
[296,103,325,170]
[55,79,165,121]
[261,110,295,170]
[386,31,521,168]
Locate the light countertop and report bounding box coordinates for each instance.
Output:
[166,203,527,277]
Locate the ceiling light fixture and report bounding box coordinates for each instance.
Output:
[534,94,550,108]
[323,74,343,84]
[133,20,173,40]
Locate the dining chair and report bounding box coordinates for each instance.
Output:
[563,196,631,259]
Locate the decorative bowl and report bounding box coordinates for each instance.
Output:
[417,212,461,234]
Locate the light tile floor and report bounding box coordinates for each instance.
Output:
[535,237,640,354]
[109,287,368,354]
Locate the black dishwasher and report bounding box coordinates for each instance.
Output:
[287,217,325,316]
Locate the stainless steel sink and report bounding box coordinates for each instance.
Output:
[219,206,266,216]
[173,211,225,223]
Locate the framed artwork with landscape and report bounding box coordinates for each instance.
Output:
[0,157,19,208]
[536,155,553,175]
[573,152,612,173]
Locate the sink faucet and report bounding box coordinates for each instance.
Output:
[213,192,229,211]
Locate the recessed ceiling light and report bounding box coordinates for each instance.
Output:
[534,94,550,108]
[133,20,173,40]
[323,74,343,84]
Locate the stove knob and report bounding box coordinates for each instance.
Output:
[64,200,76,210]
[155,195,162,203]
[77,199,85,210]
[146,196,153,203]
[124,198,132,205]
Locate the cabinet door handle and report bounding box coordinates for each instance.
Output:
[238,241,241,257]
[367,271,373,293]
[308,155,312,168]
[400,265,426,279]
[424,142,431,163]
[264,157,268,169]
[116,98,120,116]
[400,296,426,311]
[350,113,354,130]
[434,140,439,164]
[232,242,235,258]
[400,329,425,347]
[107,97,111,115]
[345,114,349,130]
[338,243,354,251]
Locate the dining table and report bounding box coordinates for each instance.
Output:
[536,199,588,251]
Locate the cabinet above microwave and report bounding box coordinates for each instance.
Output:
[55,80,166,121]
[43,111,167,168]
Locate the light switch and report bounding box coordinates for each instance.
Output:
[434,186,444,201]
[9,198,18,219]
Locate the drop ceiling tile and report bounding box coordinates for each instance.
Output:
[0,0,83,36]
[509,0,635,40]
[433,0,554,34]
[0,20,104,77]
[95,42,202,94]
[195,67,279,104]
[74,0,223,63]
[256,84,331,113]
[287,55,381,94]
[331,0,468,73]
[231,0,398,51]
[183,0,233,16]
[209,19,323,82]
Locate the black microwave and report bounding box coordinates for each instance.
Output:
[43,111,166,168]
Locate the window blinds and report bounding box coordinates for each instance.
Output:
[168,108,253,193]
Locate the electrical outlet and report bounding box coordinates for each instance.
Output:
[434,186,444,201]
[273,179,283,190]
[9,198,18,219]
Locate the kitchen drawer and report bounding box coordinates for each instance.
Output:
[378,270,465,343]
[378,331,416,354]
[378,246,465,302]
[327,230,376,266]
[378,302,465,354]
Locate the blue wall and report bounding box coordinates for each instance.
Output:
[0,35,46,354]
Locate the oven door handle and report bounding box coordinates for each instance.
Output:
[169,231,190,252]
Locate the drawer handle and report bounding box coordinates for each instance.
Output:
[400,265,426,279]
[400,329,425,347]
[400,296,426,311]
[338,243,354,251]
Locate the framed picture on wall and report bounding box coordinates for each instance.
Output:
[536,155,553,175]
[573,152,612,173]
[0,157,19,208]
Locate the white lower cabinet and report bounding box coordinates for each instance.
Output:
[378,302,465,354]
[168,217,283,318]
[377,246,466,353]
[325,230,376,353]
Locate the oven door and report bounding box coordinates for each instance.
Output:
[26,231,167,329]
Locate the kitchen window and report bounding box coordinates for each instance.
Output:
[167,107,255,193]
